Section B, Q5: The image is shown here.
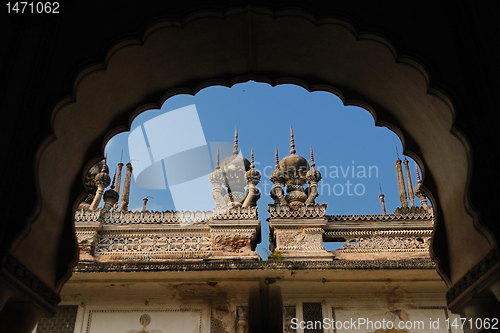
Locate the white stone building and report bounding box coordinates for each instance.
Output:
[35,132,466,333]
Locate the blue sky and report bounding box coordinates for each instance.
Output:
[104,81,424,257]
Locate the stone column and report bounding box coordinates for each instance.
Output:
[236,307,248,333]
[121,163,132,211]
[395,158,408,208]
[403,158,415,208]
[113,162,123,211]
[89,161,111,210]
[142,198,148,212]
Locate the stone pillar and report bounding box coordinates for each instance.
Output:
[113,162,123,211]
[395,158,408,208]
[121,163,132,211]
[89,161,111,211]
[403,158,415,208]
[236,306,248,333]
[142,198,148,212]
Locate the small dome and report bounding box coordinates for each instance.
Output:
[95,171,111,187]
[306,167,321,182]
[220,154,251,173]
[279,154,309,180]
[103,188,119,201]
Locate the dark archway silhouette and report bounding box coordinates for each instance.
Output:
[2,4,499,331]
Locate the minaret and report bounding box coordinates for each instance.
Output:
[233,126,239,155]
[403,158,415,208]
[103,169,119,212]
[270,148,287,205]
[142,197,148,212]
[379,184,386,215]
[395,156,408,208]
[414,164,430,211]
[113,162,124,211]
[89,156,111,210]
[242,148,261,208]
[209,149,226,209]
[305,146,322,206]
[121,162,133,211]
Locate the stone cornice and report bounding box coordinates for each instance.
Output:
[74,259,436,273]
[327,213,433,223]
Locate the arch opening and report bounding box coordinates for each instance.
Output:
[14,6,494,297]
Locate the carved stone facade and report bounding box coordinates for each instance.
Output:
[75,207,261,262]
[325,212,434,260]
[269,205,333,260]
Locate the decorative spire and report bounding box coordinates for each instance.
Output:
[275,147,279,169]
[395,156,408,208]
[216,149,220,170]
[290,126,296,155]
[310,146,315,168]
[250,148,255,168]
[416,163,422,183]
[101,153,108,173]
[403,158,415,208]
[111,169,117,190]
[233,126,239,155]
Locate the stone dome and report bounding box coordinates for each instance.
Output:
[220,154,251,173]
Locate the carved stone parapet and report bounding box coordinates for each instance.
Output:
[269,203,326,219]
[338,236,431,252]
[101,210,214,226]
[74,208,261,261]
[269,219,333,261]
[94,229,212,262]
[211,206,258,221]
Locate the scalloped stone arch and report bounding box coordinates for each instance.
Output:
[12,6,495,292]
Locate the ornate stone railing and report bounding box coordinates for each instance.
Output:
[211,206,258,220]
[268,204,327,219]
[337,235,431,253]
[75,207,258,226]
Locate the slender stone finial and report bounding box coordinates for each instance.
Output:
[101,153,108,173]
[233,126,239,155]
[113,162,124,212]
[121,162,133,211]
[395,157,408,208]
[275,147,279,169]
[310,146,315,168]
[142,197,148,212]
[111,169,117,190]
[290,126,296,155]
[416,163,422,183]
[403,158,415,208]
[216,149,220,170]
[250,148,255,168]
